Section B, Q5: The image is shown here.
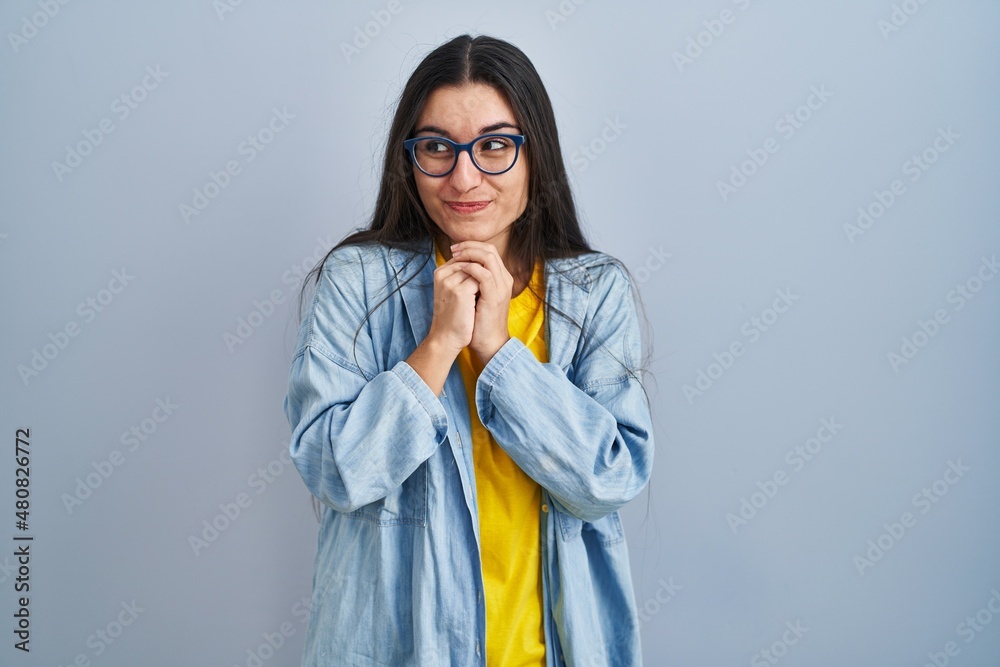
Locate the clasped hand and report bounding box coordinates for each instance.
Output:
[430,240,513,365]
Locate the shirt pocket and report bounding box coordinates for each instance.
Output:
[345,462,428,527]
[553,499,624,546]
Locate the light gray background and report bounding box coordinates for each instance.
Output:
[2,1,999,665]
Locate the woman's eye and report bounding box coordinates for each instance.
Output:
[482,139,510,151]
[425,141,449,153]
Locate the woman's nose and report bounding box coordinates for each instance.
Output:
[447,149,482,190]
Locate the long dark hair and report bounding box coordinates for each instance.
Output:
[299,33,595,304]
[296,34,657,520]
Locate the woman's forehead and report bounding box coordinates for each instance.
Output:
[416,83,517,132]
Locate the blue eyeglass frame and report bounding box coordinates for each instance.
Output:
[403,133,527,177]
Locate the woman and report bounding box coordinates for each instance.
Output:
[284,33,655,666]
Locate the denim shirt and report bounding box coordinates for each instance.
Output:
[283,236,655,666]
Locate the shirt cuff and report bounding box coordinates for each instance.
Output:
[391,359,450,436]
[475,336,531,404]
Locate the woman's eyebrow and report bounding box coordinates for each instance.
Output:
[412,121,521,137]
[479,121,520,134]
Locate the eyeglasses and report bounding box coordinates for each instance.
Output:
[403,133,526,177]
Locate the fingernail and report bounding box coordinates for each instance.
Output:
[450,244,458,249]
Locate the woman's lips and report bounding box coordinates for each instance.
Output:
[446,201,490,214]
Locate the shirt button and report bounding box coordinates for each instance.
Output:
[541,503,549,513]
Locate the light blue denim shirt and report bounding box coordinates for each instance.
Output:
[284,236,655,666]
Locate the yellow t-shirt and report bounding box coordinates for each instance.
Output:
[434,242,547,666]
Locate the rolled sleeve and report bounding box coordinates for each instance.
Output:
[474,263,654,522]
[391,359,451,432]
[283,246,449,513]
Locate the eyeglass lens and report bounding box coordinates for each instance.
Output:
[412,136,518,175]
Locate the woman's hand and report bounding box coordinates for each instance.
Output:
[450,240,513,364]
[427,255,481,355]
